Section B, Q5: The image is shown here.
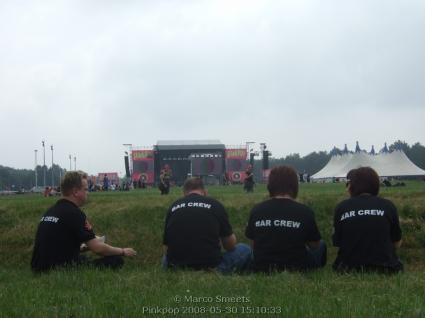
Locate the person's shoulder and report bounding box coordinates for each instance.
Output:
[251,198,274,213]
[335,197,353,210]
[376,196,397,210]
[294,199,313,210]
[290,200,315,216]
[204,196,225,208]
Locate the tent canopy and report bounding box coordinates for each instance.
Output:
[311,150,425,179]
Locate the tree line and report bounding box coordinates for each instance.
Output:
[251,140,425,181]
[0,164,67,190]
[1,140,424,190]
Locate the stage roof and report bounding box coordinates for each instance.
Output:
[155,140,225,151]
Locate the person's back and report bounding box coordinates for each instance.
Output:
[333,167,402,273]
[163,177,251,273]
[164,193,228,268]
[246,166,326,272]
[31,199,94,271]
[31,171,136,273]
[247,198,321,271]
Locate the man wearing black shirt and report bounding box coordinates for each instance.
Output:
[163,177,251,273]
[246,166,326,272]
[31,171,137,272]
[333,167,403,273]
[244,165,254,193]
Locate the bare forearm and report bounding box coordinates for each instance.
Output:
[86,239,136,257]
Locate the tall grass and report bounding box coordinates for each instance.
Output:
[0,182,424,317]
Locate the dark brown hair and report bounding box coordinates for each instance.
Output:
[267,166,299,198]
[61,171,88,196]
[183,177,205,194]
[348,167,380,196]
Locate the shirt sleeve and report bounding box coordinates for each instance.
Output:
[388,202,402,242]
[332,205,342,247]
[68,211,96,244]
[163,208,172,245]
[214,202,233,238]
[245,210,255,240]
[305,209,321,242]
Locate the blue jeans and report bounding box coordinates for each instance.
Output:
[306,240,327,268]
[162,243,252,274]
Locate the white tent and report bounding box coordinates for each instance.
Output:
[311,150,425,180]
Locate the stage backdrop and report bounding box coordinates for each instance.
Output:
[132,150,154,184]
[190,154,223,176]
[225,149,248,183]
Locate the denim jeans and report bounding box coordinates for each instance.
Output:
[162,243,252,274]
[306,239,327,268]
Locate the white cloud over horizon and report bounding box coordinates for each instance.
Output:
[1,0,424,175]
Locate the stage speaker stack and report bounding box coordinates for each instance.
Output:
[124,156,130,177]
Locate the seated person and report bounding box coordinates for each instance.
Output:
[31,171,137,273]
[162,177,251,274]
[333,167,403,273]
[245,166,326,272]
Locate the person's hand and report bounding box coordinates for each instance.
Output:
[122,248,137,257]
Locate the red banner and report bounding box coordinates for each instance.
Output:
[225,148,247,159]
[132,150,154,161]
[132,171,154,184]
[132,150,154,183]
[225,149,248,183]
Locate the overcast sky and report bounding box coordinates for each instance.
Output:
[1,0,424,176]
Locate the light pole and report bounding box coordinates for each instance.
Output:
[34,149,38,188]
[69,154,72,171]
[245,141,255,160]
[51,145,54,187]
[74,156,77,171]
[42,140,46,188]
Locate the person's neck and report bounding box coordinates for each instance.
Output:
[62,196,80,207]
[185,190,205,196]
[272,194,294,200]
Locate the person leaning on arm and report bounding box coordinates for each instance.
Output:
[31,171,136,273]
[332,167,403,273]
[245,165,327,272]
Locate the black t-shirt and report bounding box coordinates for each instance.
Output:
[245,198,321,271]
[332,195,402,271]
[163,193,233,269]
[31,199,96,272]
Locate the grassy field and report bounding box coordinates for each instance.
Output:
[0,182,424,317]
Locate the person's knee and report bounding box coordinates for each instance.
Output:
[235,243,252,256]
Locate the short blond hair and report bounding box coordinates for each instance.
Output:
[61,171,88,196]
[183,177,205,194]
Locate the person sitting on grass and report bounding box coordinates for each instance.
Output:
[332,167,403,273]
[245,165,327,272]
[162,177,251,274]
[31,171,137,273]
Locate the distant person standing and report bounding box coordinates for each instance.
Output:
[159,165,171,195]
[103,174,109,191]
[246,166,326,272]
[31,171,136,272]
[243,165,255,193]
[333,167,403,273]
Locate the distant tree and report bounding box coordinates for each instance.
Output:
[389,140,410,153]
[407,142,425,170]
[0,164,66,190]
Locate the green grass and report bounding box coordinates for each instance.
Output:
[1,182,425,317]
